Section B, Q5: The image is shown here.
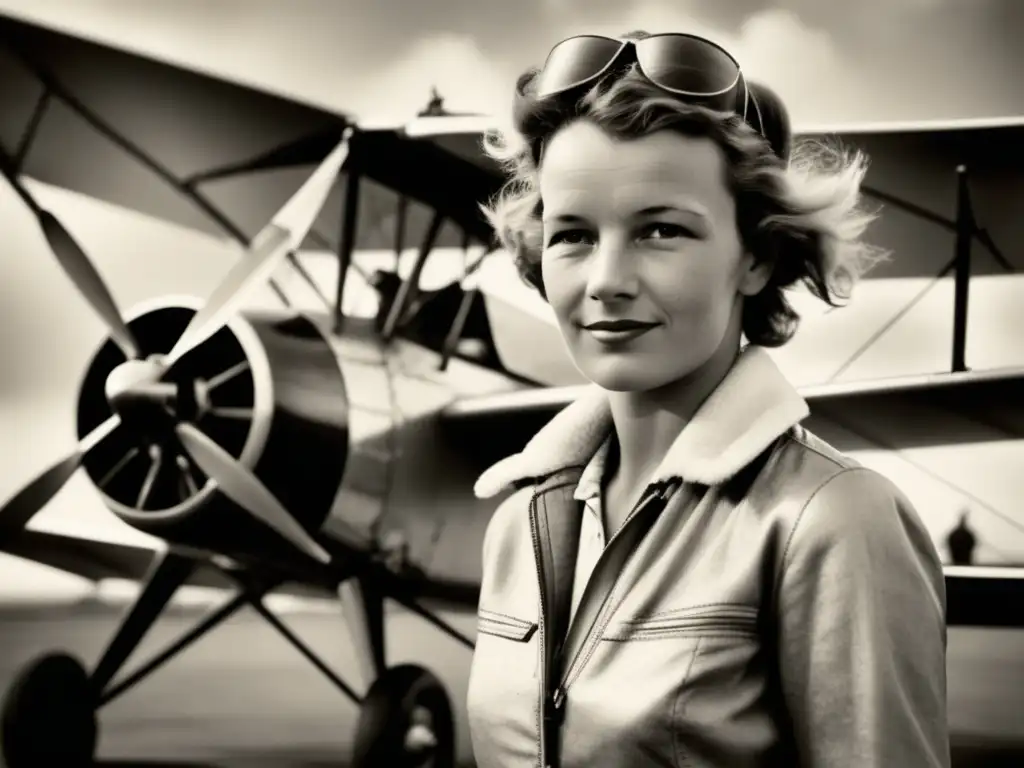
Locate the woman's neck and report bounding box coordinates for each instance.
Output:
[606,341,741,494]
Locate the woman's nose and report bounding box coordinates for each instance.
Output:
[586,240,639,301]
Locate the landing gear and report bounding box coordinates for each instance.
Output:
[0,652,97,768]
[352,664,455,768]
[0,555,475,767]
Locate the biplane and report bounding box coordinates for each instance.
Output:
[1,10,1023,768]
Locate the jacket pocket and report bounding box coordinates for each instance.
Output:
[601,603,758,642]
[477,608,538,642]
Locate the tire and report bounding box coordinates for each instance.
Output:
[351,663,455,768]
[1,651,98,768]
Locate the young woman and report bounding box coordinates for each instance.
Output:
[466,31,950,768]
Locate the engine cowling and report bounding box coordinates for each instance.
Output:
[74,296,352,569]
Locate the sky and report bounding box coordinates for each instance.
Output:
[0,0,1022,126]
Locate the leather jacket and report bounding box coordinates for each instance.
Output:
[466,347,949,767]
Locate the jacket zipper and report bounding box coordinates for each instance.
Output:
[528,492,554,768]
[555,484,674,697]
[531,480,678,767]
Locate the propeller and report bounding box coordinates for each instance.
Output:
[158,135,352,564]
[0,415,122,539]
[162,133,352,371]
[174,423,330,564]
[0,132,349,563]
[6,174,140,360]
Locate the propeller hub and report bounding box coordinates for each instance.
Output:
[75,300,275,522]
[104,358,170,409]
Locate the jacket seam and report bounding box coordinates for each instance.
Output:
[605,629,757,641]
[478,609,536,628]
[475,614,532,626]
[775,466,869,603]
[478,618,537,642]
[630,601,756,620]
[611,613,758,629]
[784,429,855,471]
[671,636,704,768]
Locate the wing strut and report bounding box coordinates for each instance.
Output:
[381,211,445,340]
[333,167,362,333]
[951,165,973,373]
[394,194,409,269]
[439,245,497,371]
[829,163,1004,382]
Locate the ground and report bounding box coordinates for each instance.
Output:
[0,603,1021,766]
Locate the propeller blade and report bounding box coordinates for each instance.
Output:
[162,224,291,368]
[0,415,122,538]
[38,210,140,360]
[174,423,331,564]
[163,135,352,370]
[266,131,353,242]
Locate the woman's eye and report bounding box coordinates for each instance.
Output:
[547,229,592,247]
[641,223,693,241]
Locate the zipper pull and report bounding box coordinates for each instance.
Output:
[545,685,566,729]
[543,685,567,765]
[552,686,566,711]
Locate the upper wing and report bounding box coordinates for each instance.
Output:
[0,13,339,240]
[0,13,496,254]
[826,122,1023,279]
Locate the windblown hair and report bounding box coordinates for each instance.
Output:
[481,45,886,347]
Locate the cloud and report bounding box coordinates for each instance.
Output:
[349,33,516,123]
[558,2,875,126]
[731,9,875,126]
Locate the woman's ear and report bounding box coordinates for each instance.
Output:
[738,252,774,297]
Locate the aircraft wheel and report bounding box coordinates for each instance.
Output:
[1,651,97,768]
[352,663,455,768]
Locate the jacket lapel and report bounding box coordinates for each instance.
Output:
[529,469,585,676]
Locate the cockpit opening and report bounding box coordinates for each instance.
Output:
[367,267,502,369]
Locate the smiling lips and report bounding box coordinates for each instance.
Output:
[581,319,660,343]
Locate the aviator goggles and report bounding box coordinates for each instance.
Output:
[532,33,766,139]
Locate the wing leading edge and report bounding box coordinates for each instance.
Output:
[440,366,1024,466]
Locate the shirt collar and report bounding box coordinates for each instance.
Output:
[573,435,611,504]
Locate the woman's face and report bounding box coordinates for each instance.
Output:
[538,120,769,393]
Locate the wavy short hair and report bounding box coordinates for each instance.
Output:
[481,45,886,347]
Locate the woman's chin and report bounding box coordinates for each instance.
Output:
[575,358,672,393]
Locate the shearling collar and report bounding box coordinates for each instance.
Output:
[473,346,809,499]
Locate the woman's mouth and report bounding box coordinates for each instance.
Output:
[581,320,660,344]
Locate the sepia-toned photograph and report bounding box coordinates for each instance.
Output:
[0,1,1021,766]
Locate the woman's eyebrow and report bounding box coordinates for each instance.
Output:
[542,212,587,226]
[541,203,711,226]
[633,204,709,220]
